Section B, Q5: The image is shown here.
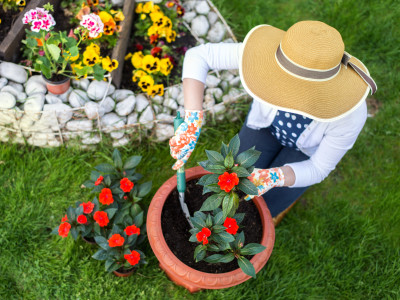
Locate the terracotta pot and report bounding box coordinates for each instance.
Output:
[113,267,135,277]
[147,166,275,293]
[42,74,70,95]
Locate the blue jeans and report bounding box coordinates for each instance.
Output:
[238,122,310,217]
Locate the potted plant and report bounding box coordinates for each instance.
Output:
[21,3,112,94]
[52,149,151,277]
[147,135,275,292]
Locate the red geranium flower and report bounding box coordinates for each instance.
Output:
[135,44,143,51]
[95,175,104,186]
[223,217,239,235]
[218,172,239,193]
[61,214,68,223]
[120,178,134,193]
[108,234,125,247]
[77,214,88,225]
[151,46,162,57]
[80,201,95,214]
[99,188,114,205]
[58,222,71,238]
[196,227,211,245]
[124,224,140,236]
[124,250,141,266]
[93,211,109,227]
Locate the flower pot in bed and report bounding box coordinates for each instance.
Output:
[147,166,275,293]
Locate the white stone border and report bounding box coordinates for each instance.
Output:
[0,0,250,148]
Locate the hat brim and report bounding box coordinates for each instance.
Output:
[239,25,370,121]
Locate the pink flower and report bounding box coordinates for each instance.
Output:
[38,50,45,56]
[80,14,104,38]
[31,20,43,32]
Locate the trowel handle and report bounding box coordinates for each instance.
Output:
[174,112,186,193]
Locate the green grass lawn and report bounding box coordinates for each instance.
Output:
[1,0,400,299]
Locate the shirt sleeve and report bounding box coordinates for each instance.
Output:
[182,43,241,83]
[286,102,368,188]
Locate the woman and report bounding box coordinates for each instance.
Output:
[169,21,377,224]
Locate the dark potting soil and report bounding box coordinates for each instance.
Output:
[161,179,263,273]
[120,27,197,90]
[0,7,21,42]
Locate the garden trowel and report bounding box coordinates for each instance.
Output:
[174,112,194,228]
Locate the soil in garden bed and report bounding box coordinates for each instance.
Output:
[161,179,263,273]
[0,7,21,42]
[120,31,197,91]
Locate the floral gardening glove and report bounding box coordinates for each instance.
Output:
[169,110,203,170]
[244,167,285,200]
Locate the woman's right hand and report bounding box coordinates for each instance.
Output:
[169,110,204,170]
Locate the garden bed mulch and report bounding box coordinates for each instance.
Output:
[0,7,21,43]
[161,179,263,273]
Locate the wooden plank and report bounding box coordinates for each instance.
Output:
[111,0,136,88]
[0,0,61,62]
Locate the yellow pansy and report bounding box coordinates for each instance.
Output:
[162,16,172,29]
[160,58,173,76]
[142,1,154,13]
[148,84,164,97]
[140,14,146,20]
[166,29,176,43]
[103,20,116,35]
[125,53,133,60]
[131,51,144,69]
[83,50,100,66]
[102,56,119,72]
[142,55,160,73]
[152,4,161,13]
[132,70,147,82]
[135,3,143,14]
[113,11,125,22]
[63,51,79,62]
[138,75,154,92]
[150,11,164,23]
[147,24,159,37]
[86,43,100,56]
[99,11,113,23]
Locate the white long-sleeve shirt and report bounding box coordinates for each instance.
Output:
[182,43,368,188]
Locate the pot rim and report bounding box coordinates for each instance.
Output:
[41,73,70,85]
[147,166,275,289]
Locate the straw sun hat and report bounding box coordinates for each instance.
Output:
[239,21,377,121]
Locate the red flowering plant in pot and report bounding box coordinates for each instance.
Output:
[189,134,266,278]
[52,148,151,275]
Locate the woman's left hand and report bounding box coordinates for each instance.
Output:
[245,167,285,200]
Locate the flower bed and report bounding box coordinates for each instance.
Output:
[0,0,249,148]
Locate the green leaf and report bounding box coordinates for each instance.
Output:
[111,224,121,235]
[94,236,108,245]
[221,142,228,157]
[213,210,224,225]
[92,249,108,261]
[203,164,226,175]
[66,206,75,222]
[240,243,266,256]
[204,253,235,263]
[137,181,152,197]
[95,163,116,173]
[217,231,235,243]
[194,245,206,262]
[189,234,198,242]
[211,225,226,233]
[51,226,59,235]
[233,231,245,249]
[124,156,142,169]
[69,45,79,57]
[233,213,245,225]
[197,174,219,186]
[104,176,111,187]
[133,211,144,227]
[47,44,61,62]
[40,64,51,79]
[222,194,233,219]
[93,64,106,81]
[198,160,209,169]
[238,256,256,278]
[227,134,240,157]
[105,260,120,273]
[231,166,251,177]
[69,227,78,240]
[237,148,261,168]
[190,216,207,229]
[207,244,220,252]
[206,214,213,227]
[193,211,206,221]
[204,183,224,193]
[237,178,259,195]
[105,208,118,220]
[112,149,123,169]
[224,153,234,169]
[200,194,224,211]
[205,150,224,164]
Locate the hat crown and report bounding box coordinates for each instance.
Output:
[281,21,344,70]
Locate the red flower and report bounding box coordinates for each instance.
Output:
[218,172,239,193]
[151,47,162,57]
[93,211,109,227]
[80,201,95,214]
[124,250,141,266]
[95,175,104,186]
[99,188,114,205]
[108,234,125,247]
[58,222,71,238]
[150,34,159,45]
[135,44,143,51]
[123,196,128,200]
[77,214,88,224]
[196,227,211,245]
[124,224,140,236]
[176,4,185,17]
[61,214,68,223]
[120,178,134,193]
[223,217,239,235]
